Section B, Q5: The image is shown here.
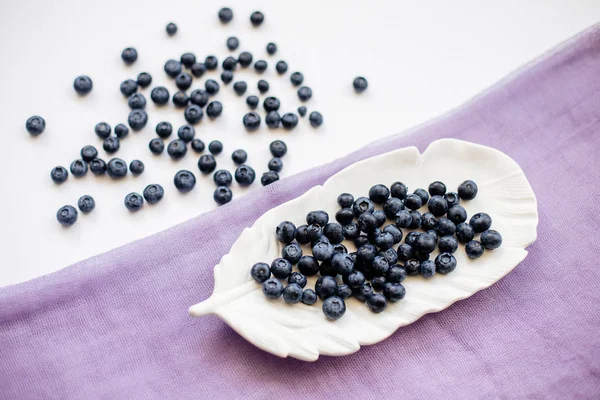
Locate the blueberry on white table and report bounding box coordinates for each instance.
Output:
[80,145,98,163]
[383,283,406,302]
[167,139,187,160]
[250,11,264,26]
[190,89,209,107]
[213,186,233,205]
[176,125,195,143]
[251,262,271,283]
[70,160,88,177]
[238,52,253,67]
[121,47,138,64]
[129,160,144,175]
[386,266,406,284]
[309,111,323,127]
[257,80,269,93]
[265,111,281,129]
[204,56,218,70]
[465,240,484,259]
[136,72,152,88]
[233,81,247,95]
[297,86,312,101]
[103,137,120,154]
[226,37,239,51]
[220,71,233,84]
[218,7,233,23]
[245,96,259,109]
[435,253,457,274]
[124,193,144,211]
[120,79,138,96]
[281,113,298,130]
[481,230,502,250]
[470,212,492,233]
[106,158,127,179]
[173,170,196,193]
[128,93,146,109]
[180,52,196,68]
[262,278,283,299]
[353,76,368,93]
[150,87,169,105]
[254,60,267,73]
[89,159,107,175]
[275,61,288,74]
[266,43,277,55]
[204,79,219,94]
[172,91,190,108]
[128,110,148,131]
[290,72,303,86]
[297,255,319,276]
[191,139,205,153]
[458,179,478,200]
[213,170,232,186]
[50,166,68,184]
[114,124,129,139]
[301,289,317,305]
[414,188,429,204]
[56,205,78,227]
[231,149,247,165]
[282,242,302,264]
[149,138,164,154]
[198,155,217,174]
[438,235,458,253]
[94,122,111,139]
[73,76,92,95]
[77,195,95,213]
[166,22,177,36]
[455,222,474,243]
[25,115,45,135]
[184,105,203,124]
[207,101,223,118]
[164,59,182,77]
[191,63,206,77]
[261,171,279,186]
[243,112,261,131]
[143,184,164,204]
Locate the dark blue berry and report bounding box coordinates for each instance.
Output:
[438,235,458,253]
[353,283,374,302]
[427,229,439,244]
[218,7,233,23]
[306,210,328,227]
[121,47,138,64]
[337,193,354,208]
[290,72,303,86]
[128,109,148,130]
[353,77,368,93]
[234,164,256,186]
[367,293,387,313]
[420,260,436,279]
[180,52,196,68]
[114,123,129,138]
[481,230,502,249]
[331,253,354,275]
[335,208,354,225]
[238,52,253,67]
[149,138,164,154]
[456,222,475,243]
[408,210,422,229]
[298,106,307,117]
[390,181,408,199]
[151,86,170,105]
[226,36,239,51]
[207,101,223,118]
[337,284,352,300]
[191,139,205,153]
[89,159,107,175]
[444,192,460,208]
[257,80,269,93]
[435,253,457,274]
[204,79,219,94]
[356,244,377,264]
[368,184,389,204]
[273,60,288,75]
[447,205,467,225]
[166,22,177,35]
[428,195,448,216]
[315,276,338,300]
[343,222,361,239]
[208,140,222,155]
[254,60,267,72]
[190,89,209,107]
[309,111,323,127]
[103,137,120,153]
[124,192,144,211]
[70,160,88,177]
[271,258,292,279]
[322,296,345,320]
[415,233,436,253]
[387,265,406,283]
[404,259,421,276]
[428,181,446,196]
[297,86,312,101]
[421,212,437,230]
[304,224,322,242]
[246,96,259,109]
[213,170,232,186]
[470,212,492,233]
[414,188,429,205]
[266,42,277,55]
[466,240,484,259]
[198,155,217,173]
[384,283,406,302]
[213,186,233,205]
[80,145,98,162]
[143,184,164,204]
[414,250,430,262]
[94,122,111,139]
[243,112,261,130]
[372,256,390,276]
[177,125,195,142]
[184,105,203,124]
[73,76,93,95]
[173,170,196,192]
[265,111,281,128]
[266,142,286,159]
[405,231,420,247]
[120,79,138,96]
[205,56,218,70]
[374,232,394,250]
[312,241,334,261]
[77,195,95,213]
[56,205,77,226]
[371,210,385,227]
[282,242,302,264]
[106,158,127,179]
[164,59,182,77]
[222,56,237,71]
[250,11,264,26]
[51,166,68,184]
[251,262,271,283]
[283,283,303,304]
[287,272,307,288]
[344,270,365,289]
[404,194,422,210]
[233,81,247,95]
[137,72,152,88]
[261,171,279,186]
[191,63,206,77]
[221,70,233,84]
[262,278,284,299]
[172,91,189,107]
[232,149,247,164]
[25,116,45,135]
[268,157,283,172]
[458,180,478,200]
[379,247,399,265]
[371,276,386,292]
[436,217,456,236]
[129,160,144,175]
[302,289,317,305]
[353,197,374,217]
[298,255,319,276]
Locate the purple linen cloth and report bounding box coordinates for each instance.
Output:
[2,25,600,399]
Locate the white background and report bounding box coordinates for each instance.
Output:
[0,0,597,287]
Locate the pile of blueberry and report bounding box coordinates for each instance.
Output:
[250,179,503,320]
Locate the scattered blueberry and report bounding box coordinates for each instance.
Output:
[70,159,88,177]
[404,193,422,210]
[337,193,354,208]
[428,181,447,196]
[121,47,138,64]
[176,125,195,143]
[250,11,264,26]
[205,79,219,94]
[335,208,354,225]
[50,166,68,184]
[233,81,247,95]
[136,72,152,88]
[297,86,312,101]
[309,111,323,127]
[73,76,93,95]
[251,262,271,283]
[89,159,107,175]
[221,72,232,86]
[302,289,317,305]
[390,181,408,199]
[94,122,111,139]
[368,184,390,204]
[81,145,98,162]
[312,241,334,261]
[164,59,182,77]
[173,170,196,193]
[465,240,484,259]
[315,276,338,299]
[234,165,256,186]
[446,205,467,225]
[124,192,144,211]
[428,195,448,216]
[290,72,304,86]
[207,141,222,155]
[353,196,375,216]
[458,180,478,200]
[353,282,374,302]
[191,139,205,153]
[404,259,421,276]
[415,233,436,253]
[287,272,307,288]
[128,110,148,131]
[222,56,237,71]
[366,293,387,313]
[266,158,282,173]
[261,171,279,186]
[265,111,281,128]
[383,224,403,244]
[266,42,277,55]
[198,155,217,173]
[56,205,78,227]
[298,106,307,117]
[150,86,170,105]
[337,284,353,300]
[25,116,45,136]
[246,96,259,110]
[480,230,502,249]
[167,139,187,160]
[324,223,345,244]
[191,63,207,77]
[271,258,293,279]
[120,79,138,96]
[172,91,190,107]
[190,89,209,107]
[444,192,460,208]
[283,283,303,304]
[344,270,366,289]
[166,22,178,35]
[254,60,267,73]
[128,93,146,109]
[129,160,144,175]
[238,51,253,67]
[282,242,303,264]
[470,212,492,233]
[149,139,164,154]
[343,222,361,240]
[207,101,223,118]
[409,210,422,229]
[143,184,164,204]
[435,253,457,274]
[180,52,196,68]
[184,105,203,124]
[257,80,269,93]
[275,61,288,74]
[298,255,320,276]
[213,186,233,205]
[231,149,247,165]
[77,195,95,213]
[226,36,239,51]
[383,283,406,302]
[243,112,261,131]
[262,278,284,299]
[103,137,120,153]
[114,123,129,139]
[456,222,475,243]
[395,210,412,228]
[414,188,429,205]
[307,210,329,226]
[438,235,459,253]
[218,7,233,23]
[213,169,232,186]
[436,217,456,236]
[371,276,387,292]
[353,77,368,93]
[106,158,127,179]
[387,265,406,283]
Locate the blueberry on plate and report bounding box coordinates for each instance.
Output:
[315,276,338,300]
[353,282,374,302]
[372,256,390,276]
[331,253,354,275]
[184,105,203,124]
[458,180,478,200]
[436,217,456,236]
[261,171,279,186]
[435,253,457,274]
[267,157,283,172]
[353,197,375,217]
[447,205,467,225]
[128,93,146,109]
[302,289,318,305]
[149,138,165,154]
[307,111,324,127]
[282,242,303,264]
[343,222,361,239]
[73,76,93,95]
[298,106,307,117]
[250,11,264,26]
[470,212,492,233]
[243,112,261,131]
[403,259,421,276]
[191,139,205,153]
[356,244,377,264]
[137,72,152,88]
[383,283,406,302]
[396,243,414,262]
[177,125,195,142]
[89,159,107,175]
[390,181,408,200]
[405,231,420,247]
[173,170,196,192]
[120,79,138,96]
[213,170,232,186]
[283,283,303,304]
[238,52,253,67]
[107,158,127,179]
[394,210,412,228]
[155,122,173,138]
[438,235,458,253]
[151,86,170,105]
[312,241,334,261]
[121,47,138,64]
[305,224,323,242]
[298,255,319,276]
[480,229,502,249]
[208,140,223,155]
[420,212,436,230]
[254,60,267,73]
[251,262,271,283]
[387,265,406,283]
[128,110,148,131]
[56,205,78,227]
[324,223,344,244]
[306,210,329,227]
[465,240,484,259]
[213,186,233,205]
[335,207,354,225]
[379,248,399,266]
[265,111,281,128]
[129,160,144,175]
[234,165,256,186]
[180,52,196,68]
[205,56,218,70]
[414,250,430,262]
[172,91,189,107]
[232,149,247,164]
[103,137,120,153]
[344,270,365,289]
[164,59,182,77]
[281,113,298,130]
[290,71,304,86]
[207,101,223,118]
[190,89,209,107]
[408,210,422,229]
[420,260,436,279]
[353,76,368,93]
[218,7,233,23]
[77,195,95,213]
[114,123,129,139]
[246,95,259,109]
[198,155,217,173]
[221,71,234,84]
[367,293,387,313]
[414,233,436,253]
[456,222,475,243]
[143,184,164,204]
[226,37,239,51]
[374,232,394,250]
[368,184,390,204]
[428,181,446,196]
[337,193,354,208]
[297,86,312,101]
[404,194,422,210]
[322,296,346,320]
[288,272,307,288]
[371,276,387,292]
[337,284,352,300]
[262,278,284,299]
[80,145,98,162]
[266,42,277,55]
[275,60,288,74]
[233,81,247,95]
[271,258,292,279]
[428,195,448,217]
[70,159,88,177]
[205,79,220,94]
[51,166,68,184]
[94,122,111,139]
[444,192,460,208]
[276,221,296,243]
[167,139,187,160]
[124,192,144,211]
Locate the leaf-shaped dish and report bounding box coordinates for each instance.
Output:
[189,139,538,361]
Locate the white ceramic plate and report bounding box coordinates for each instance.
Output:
[189,139,538,361]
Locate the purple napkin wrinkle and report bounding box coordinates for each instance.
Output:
[2,24,600,399]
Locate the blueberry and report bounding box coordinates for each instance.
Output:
[353,76,368,93]
[56,205,78,227]
[404,194,422,210]
[356,244,377,264]
[383,225,402,245]
[70,159,88,177]
[129,160,144,175]
[267,157,283,172]
[309,111,323,127]
[94,122,111,139]
[315,276,338,300]
[121,47,138,64]
[168,139,189,159]
[189,139,205,154]
[340,222,358,240]
[128,110,148,131]
[262,278,284,299]
[211,170,231,188]
[331,253,354,275]
[436,217,456,236]
[120,79,138,96]
[447,205,467,225]
[412,189,428,206]
[124,192,144,211]
[227,149,247,165]
[290,72,304,86]
[428,195,448,216]
[367,293,387,313]
[405,233,421,247]
[89,159,107,175]
[164,59,182,77]
[106,158,127,179]
[207,101,223,119]
[136,72,152,88]
[283,284,303,304]
[332,243,348,255]
[221,71,233,85]
[222,56,237,71]
[379,248,399,269]
[305,212,328,228]
[295,256,317,277]
[233,81,247,95]
[371,276,386,292]
[260,111,279,129]
[373,256,390,276]
[438,236,458,254]
[298,106,307,117]
[226,37,239,51]
[414,250,430,262]
[73,76,93,95]
[143,184,164,204]
[302,289,318,305]
[387,265,406,283]
[428,181,446,196]
[266,42,277,55]
[250,11,264,26]
[275,61,288,74]
[234,165,256,186]
[149,138,165,154]
[254,60,267,73]
[368,184,389,204]
[404,259,421,276]
[352,197,375,216]
[344,270,365,289]
[282,243,303,264]
[304,224,323,242]
[318,259,334,276]
[428,229,439,244]
[353,282,374,302]
[213,186,233,205]
[421,212,437,230]
[180,52,196,67]
[269,140,287,157]
[481,230,502,250]
[205,79,219,94]
[470,212,492,233]
[408,210,422,229]
[80,145,98,162]
[190,89,209,107]
[443,192,460,209]
[465,240,485,259]
[335,193,353,209]
[251,262,271,283]
[394,210,412,228]
[172,91,189,107]
[312,241,334,261]
[114,123,129,139]
[50,166,68,184]
[275,221,296,244]
[390,181,408,199]
[333,284,350,300]
[271,258,293,279]
[396,243,414,262]
[244,97,259,111]
[198,155,217,173]
[415,233,436,253]
[374,232,394,250]
[335,208,354,225]
[166,22,178,35]
[103,137,120,153]
[458,180,478,200]
[150,87,170,105]
[297,86,312,101]
[243,112,261,131]
[191,63,207,77]
[77,195,95,213]
[238,52,253,67]
[184,105,203,124]
[175,126,195,143]
[287,272,307,288]
[257,80,269,93]
[435,253,457,274]
[456,222,475,243]
[218,7,233,23]
[173,170,196,193]
[261,171,279,186]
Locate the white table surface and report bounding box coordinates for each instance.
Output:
[0,0,597,287]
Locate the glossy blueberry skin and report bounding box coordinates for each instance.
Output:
[384,283,406,303]
[124,192,144,211]
[191,62,206,77]
[184,105,203,125]
[435,253,457,274]
[350,197,373,217]
[341,271,364,290]
[428,195,449,217]
[250,11,264,26]
[335,208,354,225]
[238,52,253,67]
[56,205,78,227]
[128,110,148,131]
[180,52,196,68]
[136,72,152,88]
[234,165,256,186]
[129,160,144,175]
[80,145,98,163]
[254,60,267,73]
[367,184,389,205]
[204,79,220,94]
[302,289,318,305]
[262,278,284,299]
[334,193,353,209]
[175,125,194,143]
[297,86,312,101]
[218,7,233,23]
[343,222,361,240]
[358,212,379,233]
[164,59,182,77]
[387,265,407,283]
[405,231,420,247]
[436,217,456,236]
[73,76,93,95]
[417,260,434,279]
[283,283,304,304]
[427,230,439,244]
[246,96,259,109]
[266,42,277,55]
[103,137,120,153]
[222,56,237,71]
[378,246,398,264]
[428,181,446,196]
[470,212,492,233]
[414,250,430,262]
[121,47,137,64]
[114,123,129,139]
[443,191,460,208]
[256,80,269,94]
[89,159,107,175]
[173,170,196,192]
[206,141,222,155]
[331,253,354,275]
[106,158,127,179]
[324,223,344,244]
[290,71,304,86]
[276,221,296,244]
[410,190,428,207]
[315,276,338,300]
[70,159,88,177]
[206,102,223,119]
[323,296,346,320]
[213,170,232,187]
[374,232,394,250]
[415,233,437,253]
[305,224,323,242]
[418,212,435,231]
[286,272,306,288]
[166,22,177,35]
[305,111,323,127]
[456,222,475,243]
[335,284,352,300]
[243,112,261,130]
[394,210,412,228]
[306,210,328,227]
[447,205,467,225]
[353,76,368,93]
[251,262,271,283]
[143,184,164,204]
[149,138,165,154]
[312,241,334,261]
[25,115,45,136]
[190,89,209,107]
[226,36,239,50]
[190,139,205,153]
[264,111,280,129]
[404,194,422,211]
[282,242,303,264]
[151,87,170,105]
[458,180,478,200]
[51,166,68,184]
[213,186,233,205]
[372,256,390,276]
[438,235,458,253]
[94,122,111,139]
[77,195,95,213]
[198,155,217,173]
[369,276,385,292]
[228,149,247,165]
[297,106,307,117]
[271,258,293,279]
[356,244,377,264]
[465,240,485,259]
[404,259,421,276]
[128,93,146,109]
[265,158,282,174]
[233,81,247,95]
[367,293,387,313]
[297,255,319,276]
[272,60,287,74]
[281,113,298,129]
[408,210,422,229]
[172,91,189,107]
[481,230,502,249]
[120,79,138,97]
[353,283,374,302]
